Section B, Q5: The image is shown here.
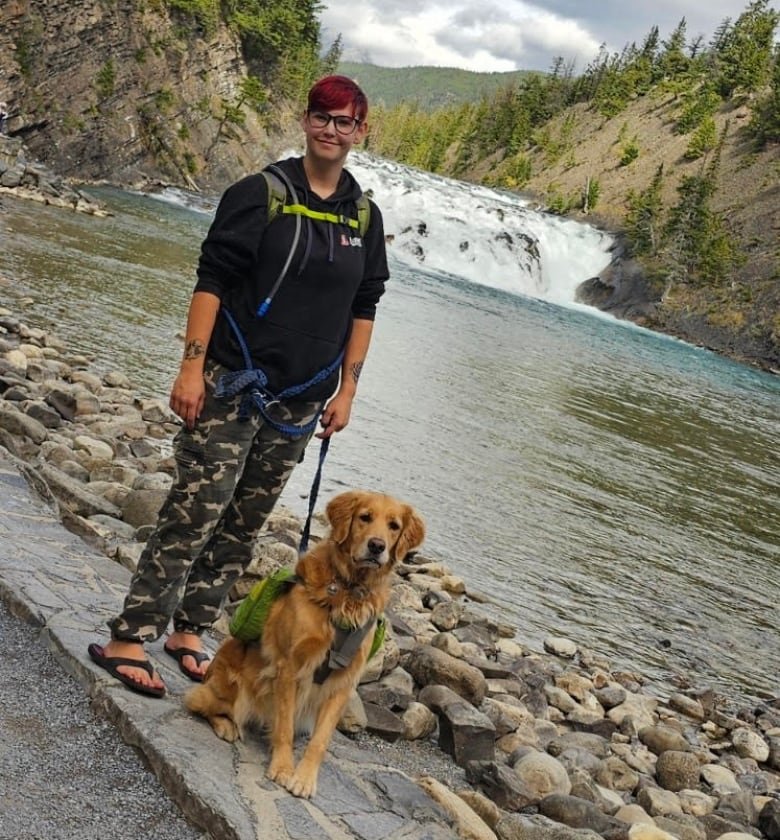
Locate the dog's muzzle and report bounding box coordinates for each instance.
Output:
[358,537,387,567]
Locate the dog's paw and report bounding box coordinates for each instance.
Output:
[266,760,294,787]
[286,769,317,799]
[211,715,240,743]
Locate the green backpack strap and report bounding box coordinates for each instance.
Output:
[262,170,288,225]
[355,194,371,238]
[261,169,371,237]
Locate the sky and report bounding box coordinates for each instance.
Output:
[320,0,764,73]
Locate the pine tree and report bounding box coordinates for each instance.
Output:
[625,165,664,255]
[715,0,780,98]
[749,44,780,144]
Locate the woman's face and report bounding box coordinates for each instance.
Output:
[302,105,368,167]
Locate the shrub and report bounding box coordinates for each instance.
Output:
[95,60,116,100]
[684,116,718,160]
[620,138,640,166]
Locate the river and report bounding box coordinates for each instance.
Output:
[0,153,778,709]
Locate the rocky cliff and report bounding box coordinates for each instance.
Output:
[0,0,278,192]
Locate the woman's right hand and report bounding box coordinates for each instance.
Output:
[170,370,205,430]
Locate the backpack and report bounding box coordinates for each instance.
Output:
[229,566,386,664]
[262,169,371,238]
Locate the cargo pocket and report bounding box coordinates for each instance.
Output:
[172,431,206,503]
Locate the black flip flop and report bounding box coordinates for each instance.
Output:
[163,644,211,682]
[87,643,166,698]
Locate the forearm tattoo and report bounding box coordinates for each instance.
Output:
[184,339,206,360]
[349,361,364,384]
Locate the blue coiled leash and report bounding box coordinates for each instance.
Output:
[214,307,343,438]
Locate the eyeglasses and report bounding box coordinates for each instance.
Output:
[307,110,362,136]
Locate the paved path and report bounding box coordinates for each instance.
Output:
[0,449,456,840]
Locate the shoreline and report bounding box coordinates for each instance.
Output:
[1,307,778,839]
[1,131,777,376]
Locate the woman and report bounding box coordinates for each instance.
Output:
[88,75,389,696]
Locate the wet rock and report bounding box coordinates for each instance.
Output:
[362,702,405,742]
[655,750,700,792]
[653,814,707,840]
[120,486,168,528]
[639,725,691,756]
[466,761,537,811]
[22,400,63,429]
[699,813,757,839]
[417,775,497,840]
[0,404,48,444]
[595,686,627,710]
[419,684,495,766]
[731,727,770,762]
[636,787,684,818]
[669,693,706,721]
[595,755,640,792]
[758,799,780,840]
[513,751,571,799]
[401,701,437,740]
[678,789,716,817]
[405,644,487,706]
[543,636,577,658]
[539,794,627,838]
[36,461,122,518]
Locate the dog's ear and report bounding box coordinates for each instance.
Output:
[326,491,362,545]
[393,506,426,562]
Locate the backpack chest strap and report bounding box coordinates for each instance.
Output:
[283,203,361,230]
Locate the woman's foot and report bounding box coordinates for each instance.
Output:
[87,640,166,697]
[164,631,211,681]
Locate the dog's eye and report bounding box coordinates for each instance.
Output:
[359,512,372,522]
[388,520,401,531]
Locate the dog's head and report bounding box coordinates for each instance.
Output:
[326,490,425,570]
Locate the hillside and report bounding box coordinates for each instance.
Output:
[338,61,534,109]
[358,25,780,373]
[0,0,306,192]
[471,96,780,370]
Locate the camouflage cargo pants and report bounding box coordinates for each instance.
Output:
[109,361,322,643]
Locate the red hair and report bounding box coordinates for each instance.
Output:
[307,75,368,121]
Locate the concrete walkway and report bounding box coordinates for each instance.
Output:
[0,449,456,840]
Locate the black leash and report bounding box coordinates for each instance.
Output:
[298,436,330,555]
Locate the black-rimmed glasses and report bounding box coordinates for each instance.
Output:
[307,110,361,135]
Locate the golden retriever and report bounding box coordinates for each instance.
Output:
[185,490,425,798]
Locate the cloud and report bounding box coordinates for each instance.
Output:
[320,0,761,73]
[441,4,602,68]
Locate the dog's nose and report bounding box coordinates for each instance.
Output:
[368,537,385,555]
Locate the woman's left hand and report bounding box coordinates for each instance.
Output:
[315,392,353,439]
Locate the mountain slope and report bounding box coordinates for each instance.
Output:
[483,96,780,370]
[338,61,534,109]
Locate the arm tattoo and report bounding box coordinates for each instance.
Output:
[349,361,364,384]
[184,339,206,360]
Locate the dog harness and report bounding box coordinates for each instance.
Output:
[228,567,386,683]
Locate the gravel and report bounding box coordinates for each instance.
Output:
[0,604,206,840]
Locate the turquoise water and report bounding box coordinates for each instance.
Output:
[1,185,778,709]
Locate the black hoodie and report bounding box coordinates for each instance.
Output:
[195,156,389,402]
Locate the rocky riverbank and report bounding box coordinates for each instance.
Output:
[0,136,107,216]
[0,308,778,840]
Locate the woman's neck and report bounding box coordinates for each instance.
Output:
[303,156,342,199]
